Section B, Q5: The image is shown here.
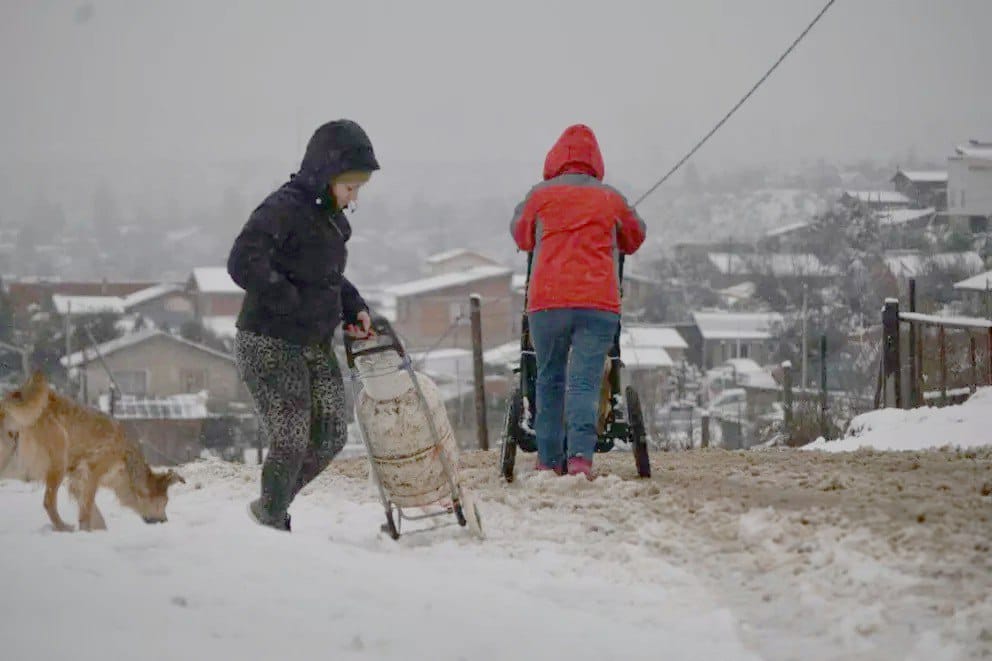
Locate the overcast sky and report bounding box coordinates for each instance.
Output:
[1,0,989,205]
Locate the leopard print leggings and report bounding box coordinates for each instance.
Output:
[234,330,348,522]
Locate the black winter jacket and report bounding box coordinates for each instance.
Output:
[227,120,380,346]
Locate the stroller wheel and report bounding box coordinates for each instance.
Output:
[626,386,651,478]
[499,389,522,482]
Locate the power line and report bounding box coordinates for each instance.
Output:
[633,0,839,208]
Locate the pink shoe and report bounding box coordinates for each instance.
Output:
[534,461,563,475]
[566,457,594,480]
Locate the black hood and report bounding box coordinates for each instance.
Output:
[295,119,380,194]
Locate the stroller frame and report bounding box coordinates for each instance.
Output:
[498,254,651,481]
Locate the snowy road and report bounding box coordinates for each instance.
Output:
[1,446,990,660]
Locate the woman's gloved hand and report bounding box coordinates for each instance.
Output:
[345,310,375,339]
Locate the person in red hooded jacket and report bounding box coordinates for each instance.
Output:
[510,125,646,478]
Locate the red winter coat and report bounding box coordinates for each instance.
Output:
[510,124,646,314]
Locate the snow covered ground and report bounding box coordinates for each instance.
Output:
[2,393,991,660]
[807,387,992,453]
[0,459,756,661]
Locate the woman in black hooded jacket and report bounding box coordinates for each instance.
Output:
[227,119,378,530]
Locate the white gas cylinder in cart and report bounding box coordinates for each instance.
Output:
[353,345,478,528]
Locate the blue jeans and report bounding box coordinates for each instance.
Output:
[529,308,619,468]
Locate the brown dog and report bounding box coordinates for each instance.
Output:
[1,371,184,531]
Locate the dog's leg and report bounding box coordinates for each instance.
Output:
[76,481,99,532]
[43,469,74,532]
[70,474,106,532]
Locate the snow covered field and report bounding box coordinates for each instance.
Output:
[2,397,991,660]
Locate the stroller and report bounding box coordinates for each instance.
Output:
[498,254,651,481]
[345,319,483,540]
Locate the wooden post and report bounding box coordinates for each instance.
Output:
[970,335,978,394]
[988,327,992,386]
[874,349,884,410]
[908,279,918,407]
[939,326,947,406]
[469,294,489,451]
[881,299,902,408]
[916,325,924,405]
[701,412,710,448]
[782,360,793,443]
[820,334,828,439]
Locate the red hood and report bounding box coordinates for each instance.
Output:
[543,124,605,181]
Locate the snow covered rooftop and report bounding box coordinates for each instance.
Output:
[482,340,521,367]
[384,265,512,298]
[883,251,984,279]
[892,170,947,184]
[842,190,912,205]
[707,253,839,277]
[693,312,783,341]
[97,391,210,420]
[954,141,992,160]
[52,294,125,315]
[121,283,184,308]
[618,340,673,369]
[877,207,935,227]
[424,248,497,265]
[717,281,758,304]
[190,267,243,294]
[61,329,234,368]
[953,269,992,293]
[764,221,809,238]
[621,325,688,351]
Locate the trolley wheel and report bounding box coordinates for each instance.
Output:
[626,386,651,478]
[454,502,468,527]
[499,389,522,482]
[381,508,400,540]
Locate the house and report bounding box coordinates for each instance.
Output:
[876,207,937,231]
[384,265,514,351]
[953,269,992,312]
[760,221,814,251]
[424,249,502,276]
[5,278,157,326]
[840,190,913,212]
[703,252,840,290]
[49,283,197,329]
[97,392,210,466]
[186,267,244,319]
[882,250,985,294]
[622,271,666,320]
[947,140,992,234]
[620,325,689,364]
[121,283,195,330]
[61,329,247,413]
[689,311,783,369]
[891,169,948,210]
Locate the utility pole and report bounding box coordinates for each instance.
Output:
[64,302,72,397]
[800,283,808,391]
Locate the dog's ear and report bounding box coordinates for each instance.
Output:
[165,469,186,486]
